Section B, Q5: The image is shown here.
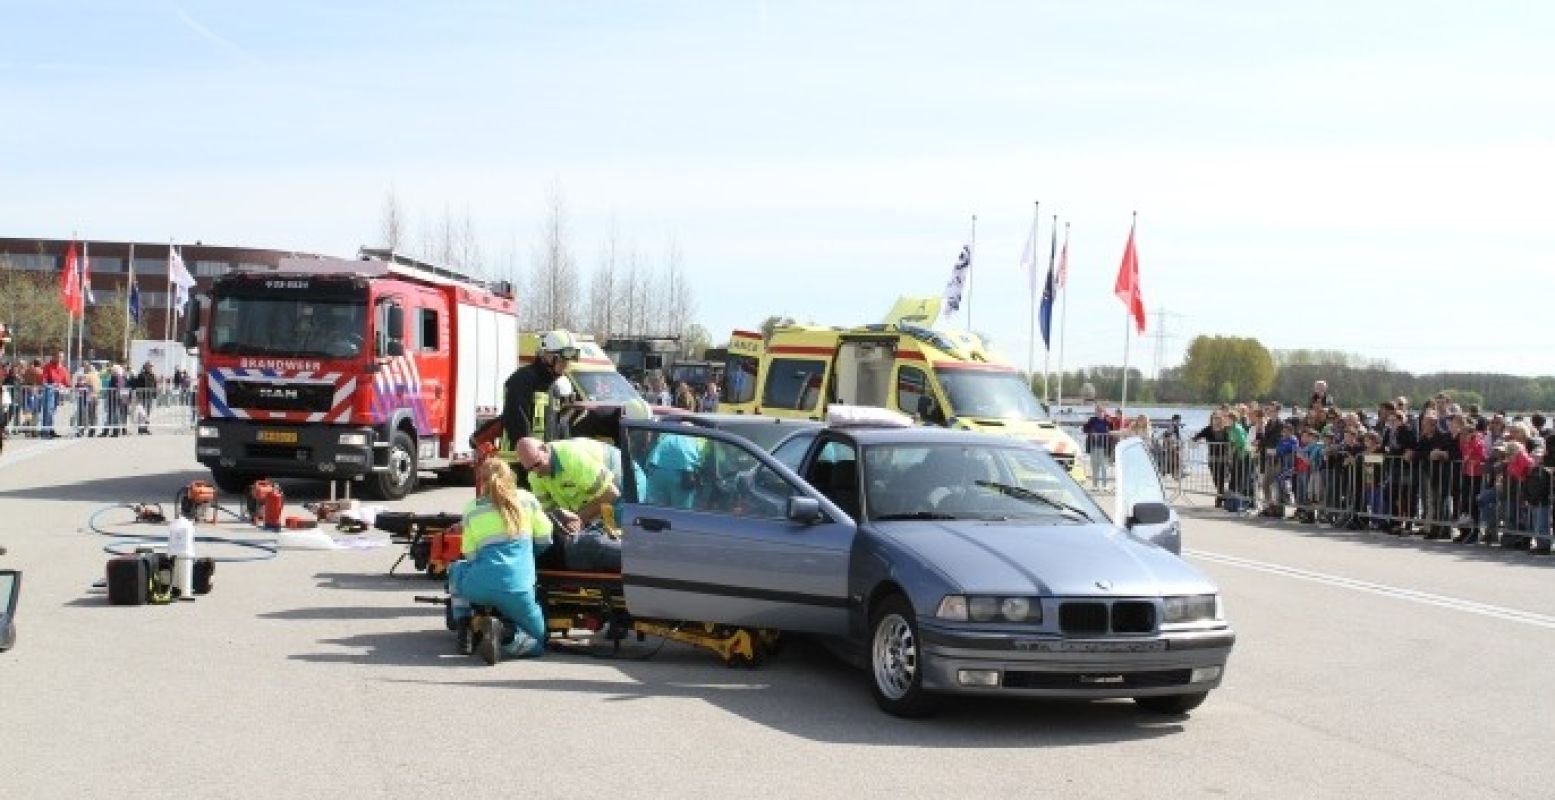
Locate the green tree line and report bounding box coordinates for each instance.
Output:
[0,268,148,362]
[1151,334,1555,410]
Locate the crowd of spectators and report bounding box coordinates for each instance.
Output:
[1,354,191,442]
[1185,380,1554,548]
[634,372,719,413]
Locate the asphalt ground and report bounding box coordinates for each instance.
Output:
[2,434,1553,799]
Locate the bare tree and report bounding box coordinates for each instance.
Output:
[587,218,622,339]
[528,183,582,331]
[380,185,405,253]
[616,244,650,337]
[454,205,482,275]
[662,237,694,339]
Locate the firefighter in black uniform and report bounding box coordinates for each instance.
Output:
[500,329,580,446]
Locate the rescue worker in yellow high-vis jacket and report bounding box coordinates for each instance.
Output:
[516,436,623,572]
[447,458,553,665]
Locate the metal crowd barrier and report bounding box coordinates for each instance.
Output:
[1055,426,1550,552]
[2,386,194,439]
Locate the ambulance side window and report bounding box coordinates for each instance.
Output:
[418,309,440,352]
[896,366,930,418]
[763,358,826,411]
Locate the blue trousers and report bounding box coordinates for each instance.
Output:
[449,562,547,656]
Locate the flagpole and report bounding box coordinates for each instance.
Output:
[1056,222,1070,409]
[1026,201,1040,399]
[164,241,174,346]
[76,241,86,368]
[63,233,76,367]
[123,243,135,363]
[966,214,978,331]
[1119,211,1136,417]
[1042,214,1057,406]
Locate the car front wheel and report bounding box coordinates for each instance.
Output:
[869,595,936,718]
[1134,692,1208,715]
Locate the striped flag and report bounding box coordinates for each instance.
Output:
[1056,225,1069,290]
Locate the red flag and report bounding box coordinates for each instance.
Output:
[60,241,84,319]
[1113,220,1145,334]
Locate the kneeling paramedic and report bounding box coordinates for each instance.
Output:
[516,436,627,572]
[447,459,553,664]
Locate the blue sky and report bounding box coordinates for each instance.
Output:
[3,1,1552,377]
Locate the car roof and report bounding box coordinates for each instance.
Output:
[828,425,1032,447]
[686,413,820,428]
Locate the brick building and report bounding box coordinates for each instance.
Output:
[0,237,326,357]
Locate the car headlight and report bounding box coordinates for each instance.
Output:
[338,433,369,447]
[197,426,219,438]
[937,594,1042,623]
[1163,594,1220,623]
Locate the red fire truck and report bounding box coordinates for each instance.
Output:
[188,251,517,499]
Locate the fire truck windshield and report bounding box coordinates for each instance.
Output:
[210,296,369,359]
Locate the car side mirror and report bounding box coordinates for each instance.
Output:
[786,496,822,525]
[1129,501,1171,527]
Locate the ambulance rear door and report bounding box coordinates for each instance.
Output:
[760,339,833,421]
[719,329,764,414]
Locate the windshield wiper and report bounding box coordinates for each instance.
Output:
[873,511,963,521]
[974,480,1092,522]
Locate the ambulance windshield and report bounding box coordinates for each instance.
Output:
[935,369,1046,420]
[571,369,640,402]
[211,296,369,359]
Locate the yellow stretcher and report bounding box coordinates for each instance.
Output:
[534,568,781,667]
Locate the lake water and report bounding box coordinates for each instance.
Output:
[1051,405,1214,434]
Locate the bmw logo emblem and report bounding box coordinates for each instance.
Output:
[1094,580,1113,591]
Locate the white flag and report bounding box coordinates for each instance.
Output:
[1018,217,1038,295]
[942,243,973,315]
[82,242,97,305]
[168,245,196,317]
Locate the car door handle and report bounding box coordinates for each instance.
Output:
[635,517,671,532]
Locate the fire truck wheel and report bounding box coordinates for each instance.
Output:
[210,469,255,495]
[370,430,419,500]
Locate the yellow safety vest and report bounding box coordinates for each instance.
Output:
[460,494,552,556]
[526,439,613,512]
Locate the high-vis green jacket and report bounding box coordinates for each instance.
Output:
[526,439,614,513]
[460,494,553,556]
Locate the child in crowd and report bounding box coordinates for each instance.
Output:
[1293,429,1320,523]
[1526,438,1554,553]
[1271,423,1300,517]
[1356,432,1388,530]
[1501,441,1536,549]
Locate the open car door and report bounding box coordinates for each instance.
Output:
[1114,437,1181,554]
[0,569,19,652]
[617,420,855,636]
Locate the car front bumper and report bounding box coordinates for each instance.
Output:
[917,622,1235,698]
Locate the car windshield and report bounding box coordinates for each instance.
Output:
[211,296,368,358]
[863,442,1101,522]
[935,369,1046,420]
[570,369,640,402]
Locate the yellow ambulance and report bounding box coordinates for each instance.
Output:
[718,298,1086,478]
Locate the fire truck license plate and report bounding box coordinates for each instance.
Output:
[258,430,298,444]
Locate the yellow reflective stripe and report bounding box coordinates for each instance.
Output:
[580,469,610,501]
